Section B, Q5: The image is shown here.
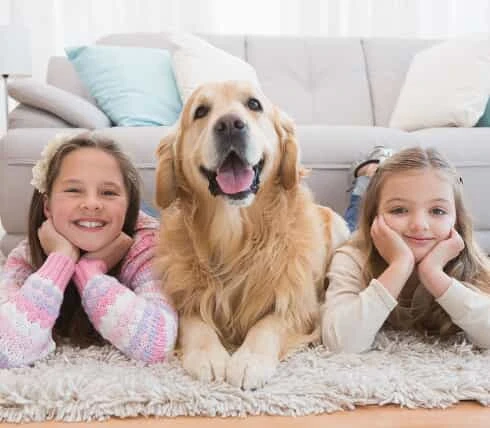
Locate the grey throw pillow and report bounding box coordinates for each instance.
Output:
[8,104,71,129]
[8,78,111,129]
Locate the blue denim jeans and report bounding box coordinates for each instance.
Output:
[344,175,370,232]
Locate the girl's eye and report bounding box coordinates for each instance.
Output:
[65,188,80,193]
[389,207,407,215]
[102,190,118,196]
[431,208,447,216]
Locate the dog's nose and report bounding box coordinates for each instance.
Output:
[214,114,247,137]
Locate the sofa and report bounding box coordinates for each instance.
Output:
[2,33,490,256]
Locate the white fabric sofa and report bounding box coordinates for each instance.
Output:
[2,33,490,255]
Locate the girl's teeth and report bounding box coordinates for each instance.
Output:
[77,221,104,228]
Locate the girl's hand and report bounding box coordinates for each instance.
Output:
[418,228,465,297]
[81,232,133,271]
[371,215,414,299]
[419,228,465,272]
[371,215,414,269]
[38,219,80,262]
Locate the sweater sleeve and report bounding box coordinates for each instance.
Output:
[321,246,397,353]
[73,229,178,363]
[436,279,490,349]
[0,242,75,368]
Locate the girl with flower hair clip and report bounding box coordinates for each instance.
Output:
[322,146,490,353]
[0,132,178,368]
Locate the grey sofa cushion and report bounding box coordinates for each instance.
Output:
[8,78,111,129]
[98,32,247,60]
[247,37,373,126]
[362,38,438,127]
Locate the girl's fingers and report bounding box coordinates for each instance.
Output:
[378,214,391,232]
[371,216,379,238]
[451,228,465,252]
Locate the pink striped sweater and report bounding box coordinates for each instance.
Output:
[0,211,178,368]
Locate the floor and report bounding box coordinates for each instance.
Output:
[4,403,489,427]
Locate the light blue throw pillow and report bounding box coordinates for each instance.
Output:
[476,98,490,127]
[65,45,182,127]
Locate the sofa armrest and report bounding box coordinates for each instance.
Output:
[8,104,73,129]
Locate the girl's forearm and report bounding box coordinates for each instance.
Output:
[74,259,177,363]
[377,259,413,299]
[419,268,452,298]
[0,253,75,368]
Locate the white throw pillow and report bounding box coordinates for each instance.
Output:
[389,39,490,131]
[169,33,260,102]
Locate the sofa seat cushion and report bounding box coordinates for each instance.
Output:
[296,125,417,165]
[294,125,418,213]
[411,128,490,164]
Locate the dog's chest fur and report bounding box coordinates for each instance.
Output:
[158,191,328,347]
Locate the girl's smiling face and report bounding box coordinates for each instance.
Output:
[44,147,128,252]
[378,169,456,262]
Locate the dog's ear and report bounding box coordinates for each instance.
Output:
[155,128,178,209]
[275,109,300,190]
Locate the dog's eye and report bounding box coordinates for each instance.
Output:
[194,105,210,120]
[247,98,262,112]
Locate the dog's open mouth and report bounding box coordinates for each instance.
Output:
[200,152,264,200]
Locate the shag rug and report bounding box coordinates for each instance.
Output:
[1,259,490,422]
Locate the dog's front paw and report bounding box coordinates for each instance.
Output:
[182,345,230,383]
[226,347,278,389]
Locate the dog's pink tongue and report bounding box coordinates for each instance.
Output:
[216,161,254,195]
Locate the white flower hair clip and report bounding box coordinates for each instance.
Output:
[31,133,76,193]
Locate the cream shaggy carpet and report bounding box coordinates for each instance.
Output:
[0,258,490,422]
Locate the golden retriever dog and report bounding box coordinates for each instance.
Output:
[154,81,349,389]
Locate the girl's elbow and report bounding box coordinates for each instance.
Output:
[0,336,54,369]
[467,335,490,350]
[321,318,373,354]
[322,332,371,354]
[135,332,178,364]
[0,352,44,369]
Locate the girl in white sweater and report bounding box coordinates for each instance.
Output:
[322,146,490,353]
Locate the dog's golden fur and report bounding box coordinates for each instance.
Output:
[154,81,349,389]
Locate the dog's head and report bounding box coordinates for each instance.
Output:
[155,81,300,209]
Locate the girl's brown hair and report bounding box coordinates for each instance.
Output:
[352,146,490,335]
[27,132,141,346]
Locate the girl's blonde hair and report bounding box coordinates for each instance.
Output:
[352,146,490,335]
[27,132,141,346]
